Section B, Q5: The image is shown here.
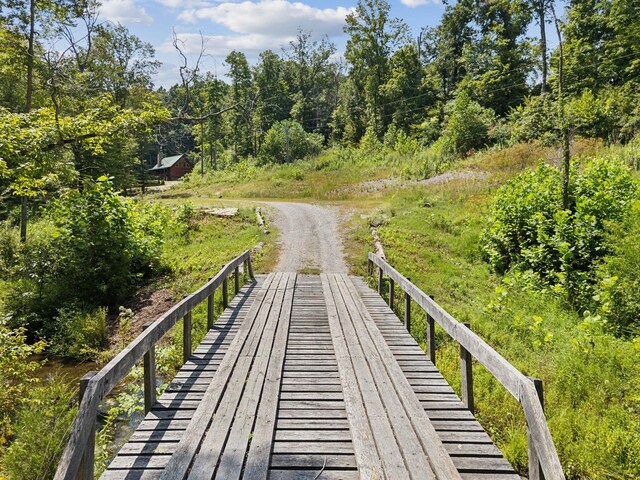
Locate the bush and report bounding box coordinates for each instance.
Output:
[0,317,45,445]
[47,176,164,308]
[260,120,323,164]
[437,92,496,157]
[0,220,19,275]
[508,94,558,145]
[49,307,107,361]
[4,177,165,342]
[2,376,77,480]
[596,204,640,336]
[481,158,637,309]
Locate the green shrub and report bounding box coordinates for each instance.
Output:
[49,307,107,361]
[0,221,19,275]
[437,92,496,157]
[0,317,45,445]
[260,120,323,164]
[481,158,637,309]
[508,94,558,145]
[2,376,77,480]
[596,203,640,336]
[47,176,164,308]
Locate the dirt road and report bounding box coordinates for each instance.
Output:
[265,202,348,273]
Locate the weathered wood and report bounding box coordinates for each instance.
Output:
[234,265,240,294]
[247,256,255,280]
[240,274,295,479]
[223,277,229,308]
[142,324,156,414]
[321,273,386,480]
[158,273,280,480]
[404,287,411,333]
[192,275,292,480]
[389,277,395,309]
[368,252,565,480]
[183,312,192,364]
[55,251,252,480]
[336,274,462,480]
[76,372,96,480]
[528,376,545,480]
[378,267,383,295]
[207,292,214,330]
[427,296,436,364]
[460,322,474,414]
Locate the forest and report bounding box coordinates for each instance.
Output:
[1,0,639,478]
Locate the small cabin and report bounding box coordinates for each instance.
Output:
[149,153,193,180]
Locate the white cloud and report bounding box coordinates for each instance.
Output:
[179,1,353,37]
[400,0,437,6]
[100,0,154,24]
[160,32,296,58]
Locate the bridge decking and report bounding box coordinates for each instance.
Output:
[102,273,520,480]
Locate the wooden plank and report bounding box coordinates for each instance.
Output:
[326,274,435,480]
[368,254,564,480]
[352,277,521,479]
[56,252,253,480]
[321,273,387,480]
[335,274,462,480]
[158,273,280,480]
[241,273,295,479]
[187,273,290,480]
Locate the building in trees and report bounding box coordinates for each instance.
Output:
[149,153,193,180]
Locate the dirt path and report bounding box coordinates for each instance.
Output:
[265,202,348,273]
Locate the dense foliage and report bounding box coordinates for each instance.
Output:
[3,177,165,351]
[482,158,638,322]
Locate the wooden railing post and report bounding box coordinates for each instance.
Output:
[247,256,255,281]
[378,268,383,295]
[76,371,97,480]
[142,323,156,414]
[183,311,192,364]
[460,322,474,414]
[207,290,215,330]
[234,265,240,294]
[527,376,545,480]
[426,295,436,365]
[404,286,411,333]
[222,277,229,308]
[389,278,395,310]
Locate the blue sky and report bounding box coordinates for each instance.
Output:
[96,0,448,87]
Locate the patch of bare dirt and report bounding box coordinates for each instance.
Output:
[107,283,176,348]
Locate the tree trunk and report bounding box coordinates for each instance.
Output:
[21,0,36,243]
[550,3,571,210]
[539,0,548,94]
[20,197,28,243]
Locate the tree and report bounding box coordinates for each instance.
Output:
[379,43,427,132]
[225,51,255,159]
[460,0,534,116]
[344,0,409,138]
[253,50,290,150]
[283,30,337,136]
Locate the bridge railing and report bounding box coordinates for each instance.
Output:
[369,252,565,480]
[54,251,255,480]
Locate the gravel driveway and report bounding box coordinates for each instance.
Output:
[265,202,347,273]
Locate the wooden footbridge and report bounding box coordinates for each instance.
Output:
[55,251,564,480]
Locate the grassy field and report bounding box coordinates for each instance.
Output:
[166,140,640,479]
